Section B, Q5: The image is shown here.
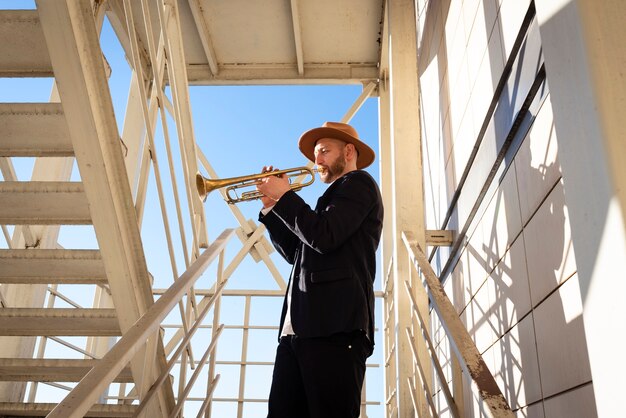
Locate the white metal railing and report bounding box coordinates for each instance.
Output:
[155,289,384,417]
[401,231,515,418]
[46,228,235,418]
[381,258,396,418]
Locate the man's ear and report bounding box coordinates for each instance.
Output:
[345,143,357,161]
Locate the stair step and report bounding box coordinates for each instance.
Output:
[0,249,106,283]
[0,403,137,418]
[0,359,133,382]
[0,308,120,336]
[0,103,73,157]
[0,182,91,224]
[0,10,53,77]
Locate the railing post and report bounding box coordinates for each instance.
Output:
[384,0,429,415]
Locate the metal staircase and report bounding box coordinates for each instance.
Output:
[0,4,174,417]
[0,1,283,416]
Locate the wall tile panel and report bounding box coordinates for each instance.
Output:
[488,313,542,409]
[514,95,561,225]
[487,235,531,336]
[533,275,592,397]
[480,163,522,271]
[523,180,577,305]
[542,383,597,418]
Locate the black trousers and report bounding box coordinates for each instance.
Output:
[267,331,369,418]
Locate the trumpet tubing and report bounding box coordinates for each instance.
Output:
[196,167,317,204]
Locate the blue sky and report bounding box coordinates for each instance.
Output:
[1,2,383,417]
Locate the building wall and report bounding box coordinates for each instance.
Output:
[417,0,596,416]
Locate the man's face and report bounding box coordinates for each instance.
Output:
[314,138,347,184]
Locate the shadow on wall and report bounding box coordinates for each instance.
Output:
[461,135,596,416]
[418,0,598,414]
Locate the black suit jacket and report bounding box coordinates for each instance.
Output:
[259,170,383,355]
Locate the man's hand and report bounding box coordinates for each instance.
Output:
[257,165,291,207]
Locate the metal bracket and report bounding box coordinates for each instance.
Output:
[425,230,454,246]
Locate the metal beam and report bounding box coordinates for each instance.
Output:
[0,103,72,157]
[105,0,151,83]
[290,0,304,75]
[0,83,75,402]
[0,359,133,383]
[0,249,105,282]
[341,82,378,122]
[0,308,120,336]
[184,63,379,85]
[377,5,396,416]
[0,402,136,417]
[425,230,454,246]
[36,0,155,322]
[187,0,219,75]
[0,182,90,225]
[0,10,52,77]
[387,0,428,415]
[160,0,209,250]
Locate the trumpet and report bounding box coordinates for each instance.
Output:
[196,166,317,204]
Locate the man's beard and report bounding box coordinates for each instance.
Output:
[318,155,346,184]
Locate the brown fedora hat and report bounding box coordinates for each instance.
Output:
[298,122,375,169]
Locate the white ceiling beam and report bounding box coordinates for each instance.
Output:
[187,0,219,75]
[185,63,378,85]
[290,0,304,75]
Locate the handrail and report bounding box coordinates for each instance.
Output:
[46,228,235,418]
[401,231,514,418]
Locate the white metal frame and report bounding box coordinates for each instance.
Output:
[0,0,536,416]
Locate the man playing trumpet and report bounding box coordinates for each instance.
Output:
[256,121,384,418]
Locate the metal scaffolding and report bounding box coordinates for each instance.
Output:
[2,0,624,417]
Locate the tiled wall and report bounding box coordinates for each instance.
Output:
[417,1,596,416]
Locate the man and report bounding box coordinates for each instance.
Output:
[256,121,383,418]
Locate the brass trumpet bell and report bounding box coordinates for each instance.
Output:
[196,167,316,204]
